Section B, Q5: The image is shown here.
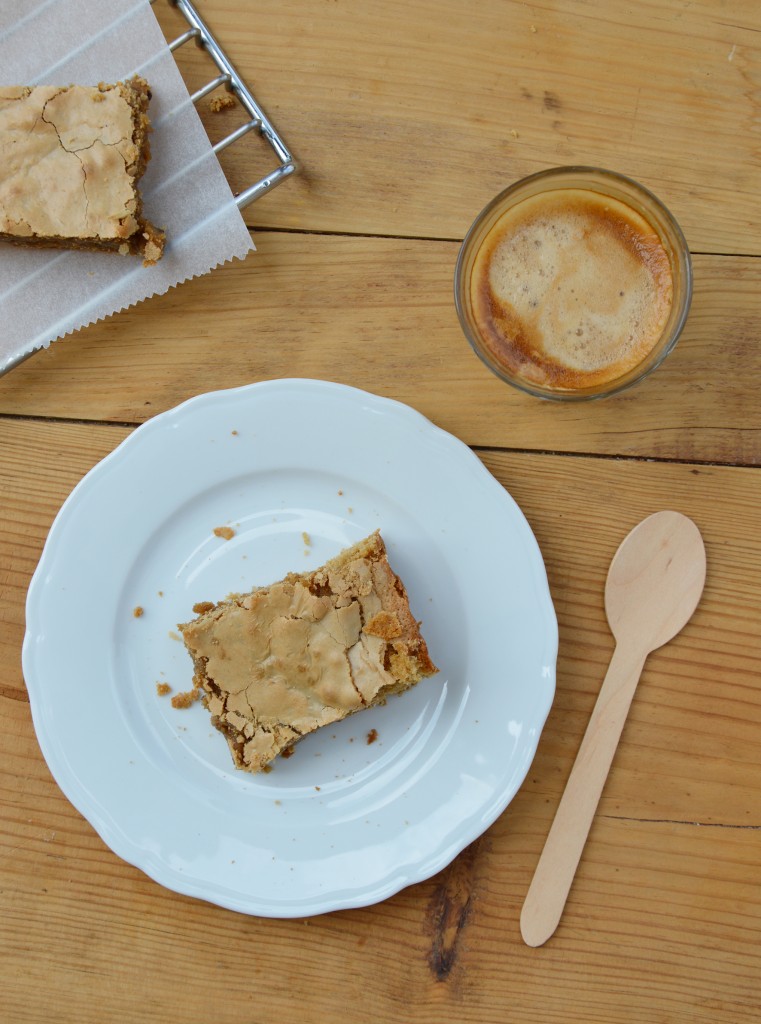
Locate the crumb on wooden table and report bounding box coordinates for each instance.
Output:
[213,526,235,540]
[133,605,144,618]
[156,682,172,697]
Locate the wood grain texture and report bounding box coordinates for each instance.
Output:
[2,0,760,1019]
[153,0,761,255]
[1,234,760,463]
[482,450,761,830]
[2,806,759,1024]
[1,421,759,1022]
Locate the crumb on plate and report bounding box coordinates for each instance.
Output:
[171,686,203,709]
[192,601,215,615]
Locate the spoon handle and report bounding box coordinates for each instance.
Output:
[520,640,647,947]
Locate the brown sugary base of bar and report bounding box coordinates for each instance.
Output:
[0,221,165,264]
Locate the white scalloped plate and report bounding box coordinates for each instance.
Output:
[23,379,557,917]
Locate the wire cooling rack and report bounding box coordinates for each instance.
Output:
[150,0,296,207]
[0,0,295,378]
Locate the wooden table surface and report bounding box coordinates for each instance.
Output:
[2,1,760,1021]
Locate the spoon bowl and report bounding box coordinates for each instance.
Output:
[605,511,706,653]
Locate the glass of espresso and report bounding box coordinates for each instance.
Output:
[454,167,692,400]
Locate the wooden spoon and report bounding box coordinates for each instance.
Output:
[520,510,706,948]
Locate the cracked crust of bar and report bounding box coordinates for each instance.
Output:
[0,77,165,264]
[178,531,438,773]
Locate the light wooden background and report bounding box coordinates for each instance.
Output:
[1,1,760,1022]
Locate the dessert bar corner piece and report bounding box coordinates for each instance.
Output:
[0,77,164,265]
[179,531,438,773]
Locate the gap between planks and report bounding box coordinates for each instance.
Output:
[1,413,759,471]
[601,815,761,830]
[241,223,761,260]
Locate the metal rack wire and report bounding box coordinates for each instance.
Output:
[150,0,296,207]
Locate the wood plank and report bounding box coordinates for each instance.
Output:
[2,421,760,1020]
[1,780,759,1023]
[153,0,761,255]
[1,234,760,463]
[479,451,761,830]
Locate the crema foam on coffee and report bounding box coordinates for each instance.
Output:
[470,189,674,390]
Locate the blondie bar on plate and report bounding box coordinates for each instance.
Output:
[0,76,164,264]
[179,531,438,773]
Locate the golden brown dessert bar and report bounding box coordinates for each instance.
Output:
[179,531,438,773]
[0,77,164,265]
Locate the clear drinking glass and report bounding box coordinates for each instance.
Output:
[454,167,692,401]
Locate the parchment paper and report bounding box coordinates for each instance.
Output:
[0,0,255,373]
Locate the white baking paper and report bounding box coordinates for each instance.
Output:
[0,0,255,373]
